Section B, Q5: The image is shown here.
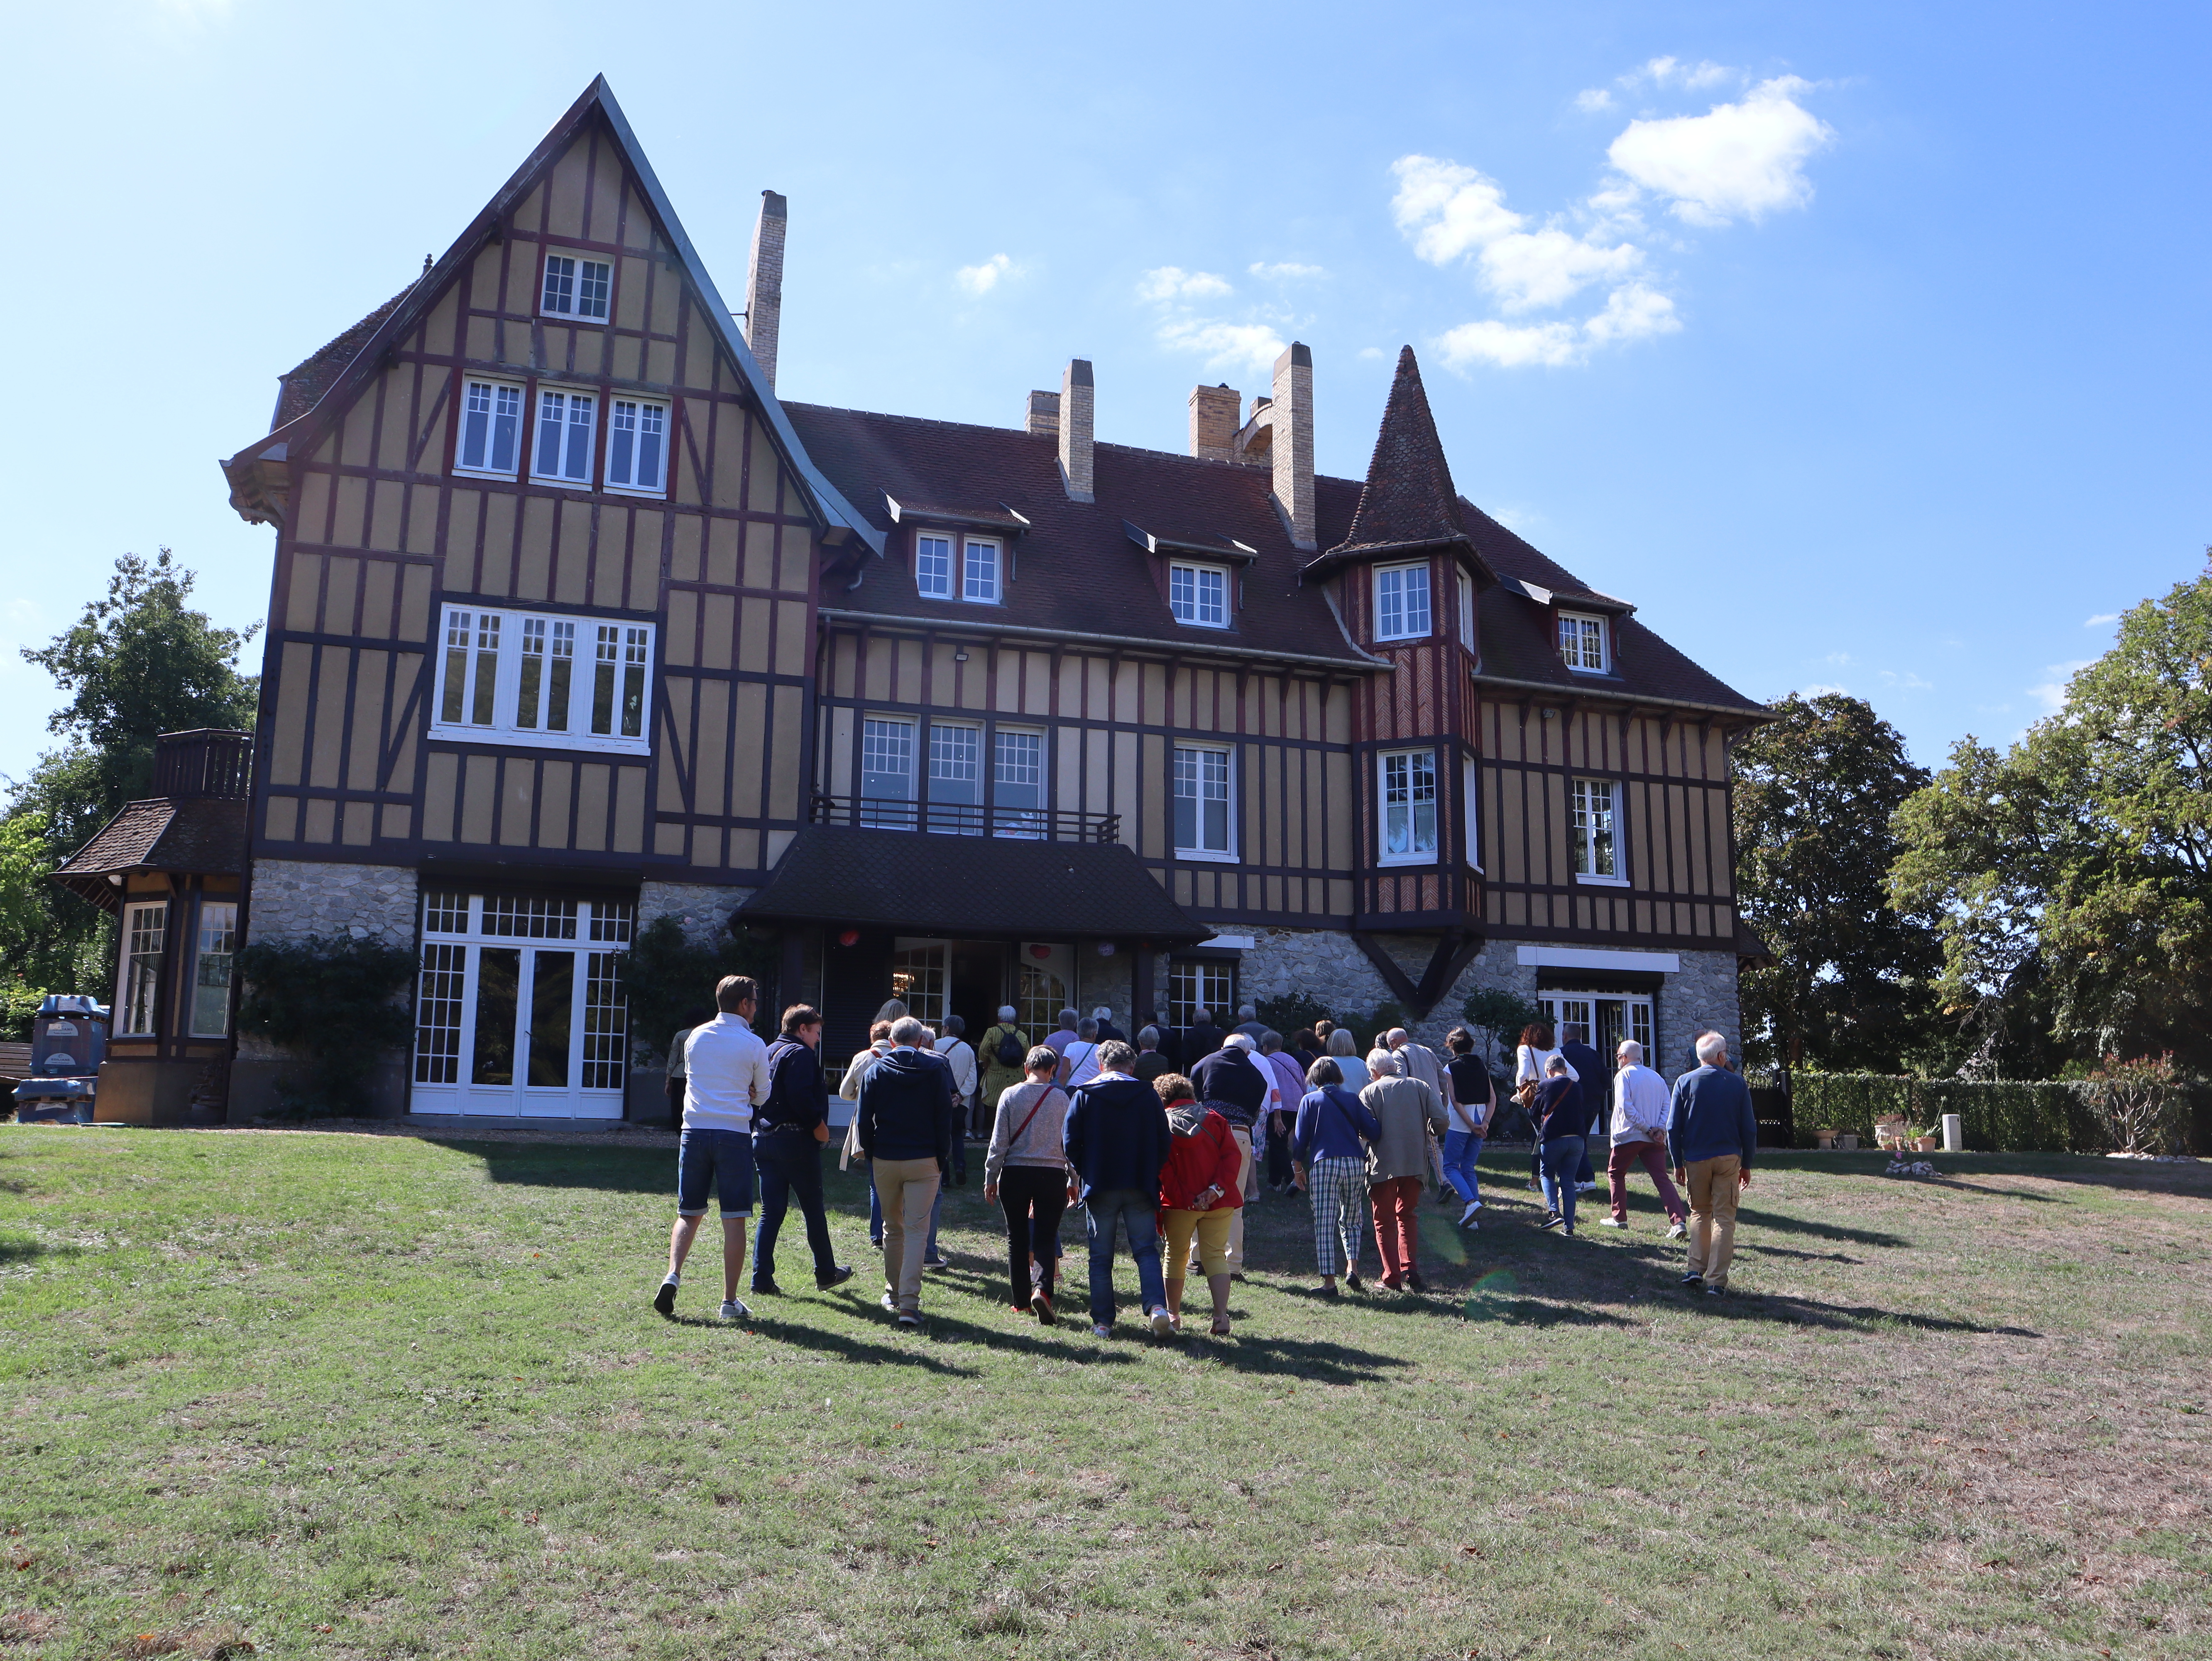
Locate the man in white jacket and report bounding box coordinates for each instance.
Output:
[1599,1039,1688,1236]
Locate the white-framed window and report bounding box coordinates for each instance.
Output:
[605,398,668,495]
[1378,748,1439,864]
[1559,611,1609,673]
[430,604,653,754]
[963,537,1001,603]
[1169,562,1229,628]
[532,388,597,485]
[1172,744,1234,859]
[1572,777,1623,880]
[117,900,166,1037]
[927,720,982,833]
[915,533,953,598]
[1463,757,1482,872]
[860,715,917,827]
[993,727,1045,838]
[189,900,237,1038]
[456,378,524,478]
[1168,960,1234,1031]
[1457,567,1477,652]
[540,252,612,322]
[1375,562,1433,642]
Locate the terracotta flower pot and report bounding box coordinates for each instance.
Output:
[1916,1135,1941,1152]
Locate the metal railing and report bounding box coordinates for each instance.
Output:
[810,794,1121,844]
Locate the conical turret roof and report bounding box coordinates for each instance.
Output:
[1326,345,1478,563]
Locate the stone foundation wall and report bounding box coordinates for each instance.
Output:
[245,858,418,949]
[1655,948,1742,1076]
[636,879,755,947]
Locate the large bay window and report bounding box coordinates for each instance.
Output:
[431,605,653,754]
[1572,777,1623,880]
[1378,749,1439,864]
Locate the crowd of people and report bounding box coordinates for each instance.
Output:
[651,980,1762,1336]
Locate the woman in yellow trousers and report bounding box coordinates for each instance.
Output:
[1152,1073,1244,1336]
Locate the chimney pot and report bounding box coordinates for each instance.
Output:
[1187,382,1242,462]
[1058,359,1094,502]
[1270,342,1315,549]
[744,190,788,392]
[1025,389,1061,439]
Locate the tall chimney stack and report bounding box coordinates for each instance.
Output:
[1188,382,1241,461]
[744,190,787,391]
[1270,342,1315,549]
[1058,359,1094,502]
[1025,389,1061,439]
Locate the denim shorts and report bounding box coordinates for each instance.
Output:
[677,1126,756,1218]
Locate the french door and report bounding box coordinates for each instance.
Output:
[411,892,631,1117]
[1539,992,1653,1065]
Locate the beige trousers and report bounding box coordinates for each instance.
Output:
[873,1156,941,1313]
[1684,1154,1743,1289]
[1187,1126,1254,1274]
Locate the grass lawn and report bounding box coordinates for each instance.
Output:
[1,1125,2207,1660]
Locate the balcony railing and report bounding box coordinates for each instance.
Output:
[810,794,1122,844]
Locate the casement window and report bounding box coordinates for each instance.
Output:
[1572,777,1624,881]
[992,728,1045,838]
[540,252,612,322]
[1457,568,1477,653]
[1169,562,1229,628]
[1172,744,1234,859]
[605,398,668,495]
[1168,960,1234,1031]
[1463,758,1482,872]
[456,379,524,477]
[1375,562,1433,641]
[533,389,597,485]
[117,901,166,1037]
[1559,611,1609,673]
[431,604,653,754]
[927,721,982,833]
[860,716,917,827]
[915,534,954,598]
[188,901,237,1038]
[963,538,1001,603]
[1378,748,1439,864]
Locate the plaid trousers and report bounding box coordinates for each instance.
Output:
[1307,1155,1368,1275]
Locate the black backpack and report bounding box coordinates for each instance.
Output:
[995,1028,1025,1068]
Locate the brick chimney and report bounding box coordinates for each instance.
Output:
[1188,383,1241,461]
[1025,388,1060,438]
[1058,359,1094,502]
[1270,342,1315,549]
[744,190,787,391]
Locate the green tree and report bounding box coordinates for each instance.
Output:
[1891,560,2212,1074]
[1733,693,1942,1077]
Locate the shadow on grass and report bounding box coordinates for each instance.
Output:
[455,1140,670,1196]
[1765,1151,2212,1200]
[1732,1206,1908,1248]
[1702,1290,2041,1339]
[0,1238,72,1267]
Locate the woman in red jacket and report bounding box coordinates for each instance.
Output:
[1153,1073,1243,1336]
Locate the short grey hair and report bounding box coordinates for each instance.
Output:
[1386,1027,1409,1047]
[1370,1050,1403,1077]
[942,1014,965,1037]
[1617,1039,1644,1065]
[1367,1048,1394,1073]
[1258,1029,1283,1054]
[1327,1029,1357,1057]
[1059,1008,1081,1028]
[1238,1004,1257,1019]
[1695,1031,1728,1065]
[889,1017,928,1047]
[1025,1045,1060,1074]
[1138,1025,1160,1049]
[1093,1006,1114,1021]
[998,1005,1018,1022]
[1096,1039,1137,1072]
[1224,1032,1255,1053]
[1192,1008,1212,1024]
[1077,1018,1099,1040]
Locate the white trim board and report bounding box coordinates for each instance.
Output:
[1516,946,1681,974]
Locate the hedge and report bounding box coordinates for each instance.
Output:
[1791,1074,2104,1154]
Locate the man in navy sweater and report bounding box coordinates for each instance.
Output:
[1665,1031,1760,1296]
[855,1017,955,1328]
[1062,1040,1174,1339]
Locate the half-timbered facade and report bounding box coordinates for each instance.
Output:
[207,77,1767,1122]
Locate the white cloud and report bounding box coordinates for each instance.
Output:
[954,253,1017,296]
[1581,282,1680,345]
[2029,661,2092,716]
[1357,345,1389,360]
[1632,56,1734,91]
[1574,88,1615,113]
[1878,669,1935,693]
[1800,682,1850,697]
[1155,317,1287,374]
[1825,652,1853,666]
[1137,266,1233,303]
[1436,318,1584,370]
[2084,612,2120,627]
[1249,261,1326,282]
[1608,76,1833,226]
[1390,156,1644,312]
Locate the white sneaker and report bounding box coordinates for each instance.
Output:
[1598,1217,1627,1229]
[1091,1322,1113,1338]
[1458,1202,1482,1227]
[1666,1221,1688,1240]
[718,1297,750,1321]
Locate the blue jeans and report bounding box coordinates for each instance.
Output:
[1541,1135,1586,1232]
[1441,1129,1485,1206]
[871,1175,942,1259]
[1083,1187,1167,1325]
[752,1129,837,1285]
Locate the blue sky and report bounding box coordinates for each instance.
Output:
[2,0,2205,791]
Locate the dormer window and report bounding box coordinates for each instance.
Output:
[964,538,1001,603]
[1559,611,1609,673]
[916,532,1003,603]
[1375,563,1432,641]
[541,252,611,322]
[1170,563,1229,628]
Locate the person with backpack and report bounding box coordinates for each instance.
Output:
[1292,1056,1382,1297]
[983,1045,1074,1323]
[1154,1072,1242,1336]
[748,1005,856,1298]
[978,1006,1030,1120]
[935,1014,979,1188]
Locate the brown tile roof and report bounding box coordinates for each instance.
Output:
[738,826,1211,942]
[269,283,418,431]
[1329,346,1474,561]
[51,798,250,912]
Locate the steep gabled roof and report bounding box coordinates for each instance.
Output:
[221,75,880,553]
[270,284,416,432]
[1316,346,1488,578]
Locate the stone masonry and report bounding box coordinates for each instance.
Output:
[245,858,418,949]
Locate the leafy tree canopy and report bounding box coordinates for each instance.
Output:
[1891,560,2212,1074]
[1733,693,1942,1075]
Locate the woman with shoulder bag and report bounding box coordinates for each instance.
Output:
[1291,1057,1383,1297]
[983,1046,1075,1324]
[1154,1073,1242,1335]
[1515,1020,1577,1209]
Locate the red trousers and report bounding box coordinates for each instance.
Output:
[1370,1174,1424,1284]
[1607,1138,1687,1224]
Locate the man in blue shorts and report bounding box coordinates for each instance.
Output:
[655,975,773,1321]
